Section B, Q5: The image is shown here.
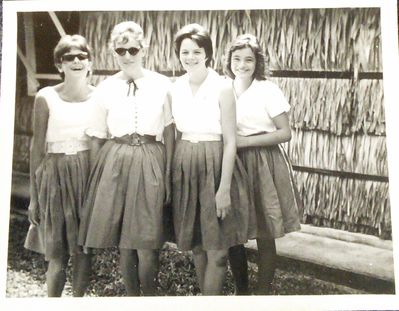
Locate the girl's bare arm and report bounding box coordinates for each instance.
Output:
[28,95,49,225]
[216,87,237,220]
[236,112,291,149]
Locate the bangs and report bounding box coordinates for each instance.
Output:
[54,35,91,64]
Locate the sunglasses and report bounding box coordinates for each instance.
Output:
[61,53,89,62]
[114,47,141,56]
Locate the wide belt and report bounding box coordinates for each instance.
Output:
[113,133,156,146]
[181,132,222,143]
[47,140,89,155]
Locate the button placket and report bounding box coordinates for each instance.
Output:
[133,98,138,133]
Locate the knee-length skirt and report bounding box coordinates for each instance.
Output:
[172,140,251,251]
[78,140,166,250]
[238,144,303,239]
[24,151,90,260]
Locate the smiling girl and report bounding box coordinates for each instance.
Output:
[24,35,95,297]
[225,34,303,295]
[170,24,250,295]
[77,21,174,296]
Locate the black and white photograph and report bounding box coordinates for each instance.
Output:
[1,0,398,310]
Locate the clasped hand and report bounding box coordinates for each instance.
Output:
[28,201,40,226]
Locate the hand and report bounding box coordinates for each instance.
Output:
[28,201,40,226]
[164,172,171,206]
[236,135,247,148]
[215,188,231,220]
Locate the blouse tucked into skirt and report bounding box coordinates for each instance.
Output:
[170,69,251,250]
[78,70,172,250]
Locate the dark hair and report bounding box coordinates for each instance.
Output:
[224,34,267,80]
[53,35,92,79]
[174,23,213,67]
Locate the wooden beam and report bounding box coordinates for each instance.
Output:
[48,12,66,37]
[17,46,39,93]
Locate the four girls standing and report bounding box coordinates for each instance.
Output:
[25,21,301,297]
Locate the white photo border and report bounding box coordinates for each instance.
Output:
[1,0,398,310]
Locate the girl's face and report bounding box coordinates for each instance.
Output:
[113,34,144,73]
[231,47,256,80]
[179,38,207,73]
[59,47,91,79]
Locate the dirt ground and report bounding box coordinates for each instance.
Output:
[6,213,371,298]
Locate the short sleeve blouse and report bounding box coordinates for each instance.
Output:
[41,86,97,143]
[235,80,290,136]
[170,69,223,135]
[87,69,172,139]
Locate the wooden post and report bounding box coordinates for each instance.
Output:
[23,12,38,96]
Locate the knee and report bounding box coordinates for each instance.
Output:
[216,255,228,267]
[209,250,228,268]
[47,257,68,274]
[137,249,159,263]
[192,245,204,255]
[120,248,137,257]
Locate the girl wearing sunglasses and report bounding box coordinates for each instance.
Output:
[24,35,95,297]
[78,21,174,296]
[169,24,251,295]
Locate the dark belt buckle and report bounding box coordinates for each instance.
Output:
[129,133,141,146]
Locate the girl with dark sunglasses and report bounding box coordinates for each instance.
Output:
[78,21,174,296]
[24,34,95,297]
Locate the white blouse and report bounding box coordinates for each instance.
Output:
[170,69,223,135]
[235,80,290,136]
[42,86,97,143]
[87,69,172,139]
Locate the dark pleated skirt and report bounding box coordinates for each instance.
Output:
[238,144,303,239]
[172,140,250,251]
[24,151,90,260]
[78,139,166,250]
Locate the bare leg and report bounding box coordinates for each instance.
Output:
[256,238,277,295]
[46,256,69,297]
[72,252,92,297]
[192,245,207,293]
[120,248,140,296]
[137,249,159,296]
[228,244,249,295]
[203,249,228,295]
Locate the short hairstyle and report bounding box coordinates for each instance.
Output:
[54,34,92,65]
[174,23,213,67]
[224,34,267,81]
[53,34,92,79]
[109,21,146,49]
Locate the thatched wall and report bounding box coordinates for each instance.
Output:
[13,8,390,237]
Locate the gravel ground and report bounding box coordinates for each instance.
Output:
[7,215,366,297]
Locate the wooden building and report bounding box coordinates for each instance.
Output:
[13,8,391,240]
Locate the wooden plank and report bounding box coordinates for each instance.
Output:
[23,12,39,95]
